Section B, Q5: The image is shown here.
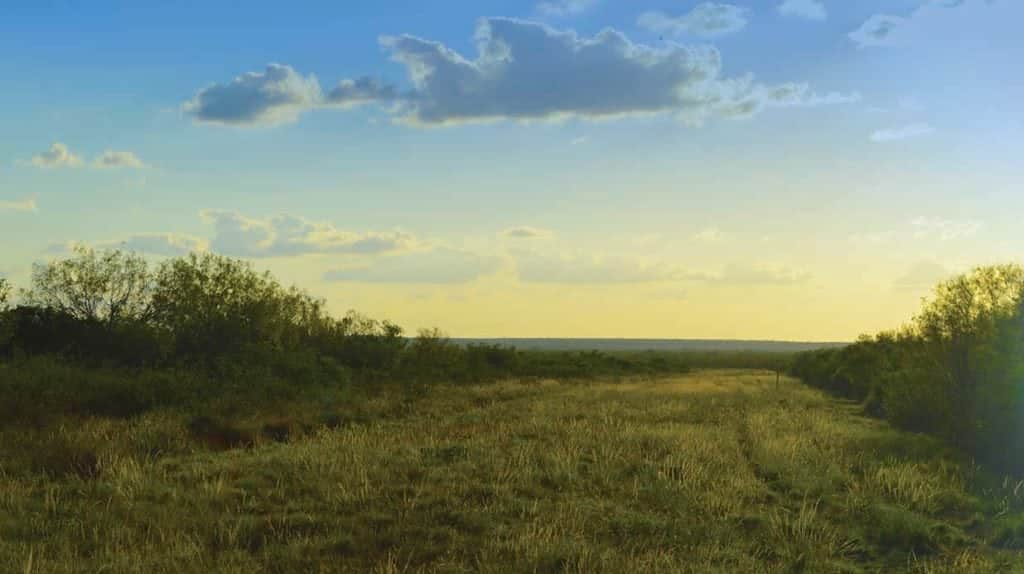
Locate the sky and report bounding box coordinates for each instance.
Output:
[1,0,1021,341]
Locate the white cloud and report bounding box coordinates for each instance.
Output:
[0,197,37,213]
[536,0,597,18]
[502,226,554,239]
[778,0,827,21]
[382,18,855,127]
[515,252,702,284]
[76,234,207,256]
[183,64,323,126]
[711,263,810,285]
[94,150,146,169]
[570,136,588,145]
[201,210,417,257]
[849,0,983,48]
[185,19,856,129]
[29,142,82,168]
[910,216,981,241]
[870,123,935,142]
[693,227,725,242]
[324,248,501,284]
[849,14,907,47]
[325,77,399,107]
[637,3,748,37]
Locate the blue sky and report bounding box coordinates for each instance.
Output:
[1,0,1020,339]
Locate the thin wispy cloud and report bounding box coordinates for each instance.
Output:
[911,216,981,241]
[201,210,417,257]
[29,142,82,168]
[536,0,597,18]
[637,3,749,38]
[94,150,146,169]
[894,261,954,291]
[516,253,690,284]
[0,197,38,213]
[325,248,502,284]
[502,226,555,240]
[711,263,811,286]
[849,0,977,48]
[50,234,207,257]
[693,228,726,242]
[778,0,827,21]
[870,123,935,142]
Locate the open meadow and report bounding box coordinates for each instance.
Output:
[3,369,1023,573]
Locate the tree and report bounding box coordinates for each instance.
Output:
[913,264,1024,448]
[25,245,153,325]
[150,252,328,360]
[0,277,10,309]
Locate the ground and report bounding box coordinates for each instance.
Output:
[2,370,1023,573]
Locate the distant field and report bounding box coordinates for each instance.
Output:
[3,370,1022,573]
[452,338,849,353]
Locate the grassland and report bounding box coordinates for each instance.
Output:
[2,370,1023,573]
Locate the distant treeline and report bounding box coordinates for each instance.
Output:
[789,264,1024,475]
[0,247,781,426]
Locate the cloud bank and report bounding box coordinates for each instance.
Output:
[637,3,749,37]
[185,19,856,128]
[202,210,416,257]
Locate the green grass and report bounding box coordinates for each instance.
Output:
[2,370,1023,573]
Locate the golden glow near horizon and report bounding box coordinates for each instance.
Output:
[1,1,1020,340]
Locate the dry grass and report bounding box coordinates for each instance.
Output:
[1,370,1021,572]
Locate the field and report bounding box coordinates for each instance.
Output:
[3,370,1024,573]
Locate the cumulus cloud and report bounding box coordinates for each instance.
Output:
[778,0,827,21]
[185,19,855,129]
[324,248,501,284]
[30,142,82,168]
[382,18,855,126]
[183,64,324,126]
[325,77,399,107]
[870,123,935,142]
[711,263,810,285]
[502,226,554,239]
[0,197,37,213]
[536,0,597,18]
[94,150,146,169]
[201,210,417,257]
[910,216,981,241]
[638,3,749,37]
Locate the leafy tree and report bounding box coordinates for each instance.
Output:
[913,264,1024,447]
[0,277,12,350]
[150,252,328,361]
[25,245,153,325]
[0,277,10,309]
